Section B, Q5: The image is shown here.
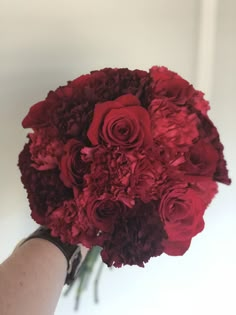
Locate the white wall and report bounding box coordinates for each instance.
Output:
[0,1,235,314]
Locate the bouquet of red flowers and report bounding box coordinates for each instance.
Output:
[18,66,230,300]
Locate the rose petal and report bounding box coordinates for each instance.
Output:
[87,94,141,145]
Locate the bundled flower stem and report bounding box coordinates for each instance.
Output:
[64,246,102,309]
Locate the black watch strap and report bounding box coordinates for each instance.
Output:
[20,226,82,285]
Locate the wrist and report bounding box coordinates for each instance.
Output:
[21,237,68,266]
[18,226,82,285]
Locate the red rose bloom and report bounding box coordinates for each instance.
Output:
[87,196,126,232]
[197,113,231,184]
[59,139,90,188]
[22,100,53,129]
[22,85,77,130]
[179,139,219,177]
[213,141,231,184]
[87,94,153,150]
[150,66,195,105]
[159,178,218,255]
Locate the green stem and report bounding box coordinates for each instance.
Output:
[63,246,102,310]
[94,261,104,304]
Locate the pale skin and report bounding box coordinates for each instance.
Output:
[0,238,87,315]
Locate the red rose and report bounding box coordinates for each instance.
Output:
[159,177,218,255]
[150,66,195,105]
[198,114,231,184]
[87,94,153,150]
[22,100,52,129]
[179,139,219,177]
[59,139,90,188]
[148,98,199,149]
[213,142,231,185]
[87,196,126,232]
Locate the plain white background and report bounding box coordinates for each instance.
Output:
[0,0,235,314]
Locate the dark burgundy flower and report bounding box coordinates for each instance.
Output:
[18,143,73,225]
[197,113,231,184]
[73,68,149,104]
[99,200,166,267]
[213,140,231,185]
[86,197,126,232]
[59,139,90,188]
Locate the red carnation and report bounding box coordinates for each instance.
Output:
[130,151,164,202]
[99,200,166,267]
[46,199,98,247]
[149,98,199,149]
[18,143,73,225]
[82,145,136,207]
[29,127,64,170]
[189,90,210,115]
